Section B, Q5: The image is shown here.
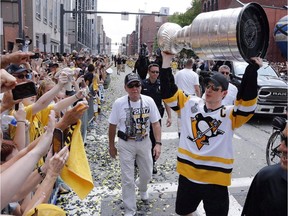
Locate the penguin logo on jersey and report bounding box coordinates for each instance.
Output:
[188,113,224,150]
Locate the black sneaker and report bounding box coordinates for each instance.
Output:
[152,164,157,174]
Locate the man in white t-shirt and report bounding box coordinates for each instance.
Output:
[174,58,201,137]
[175,58,201,97]
[108,73,161,216]
[203,65,238,106]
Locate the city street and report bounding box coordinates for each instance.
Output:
[57,65,275,216]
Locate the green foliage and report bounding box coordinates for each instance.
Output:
[168,0,202,27]
[167,0,202,58]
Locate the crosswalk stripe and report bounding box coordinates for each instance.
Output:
[91,177,251,215]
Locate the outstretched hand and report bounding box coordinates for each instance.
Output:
[56,100,89,130]
[250,57,263,68]
[0,69,17,93]
[33,110,56,157]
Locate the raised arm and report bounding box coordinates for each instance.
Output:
[232,57,262,129]
[31,71,68,115]
[53,89,86,113]
[22,146,69,215]
[0,110,55,208]
[164,102,172,127]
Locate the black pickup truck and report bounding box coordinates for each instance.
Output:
[199,61,287,115]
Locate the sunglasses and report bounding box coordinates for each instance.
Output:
[14,74,31,79]
[150,70,159,74]
[220,71,230,75]
[127,82,141,88]
[280,132,287,146]
[205,84,221,92]
[34,74,40,77]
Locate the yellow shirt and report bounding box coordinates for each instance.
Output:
[10,104,54,142]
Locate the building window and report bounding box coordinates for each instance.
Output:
[211,0,214,11]
[207,1,211,12]
[36,35,39,49]
[54,0,58,31]
[35,0,41,20]
[49,1,53,27]
[43,0,48,24]
[203,2,207,12]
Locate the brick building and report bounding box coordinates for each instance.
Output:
[140,15,168,55]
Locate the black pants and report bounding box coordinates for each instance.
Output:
[176,175,229,216]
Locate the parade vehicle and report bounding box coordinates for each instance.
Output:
[200,60,288,115]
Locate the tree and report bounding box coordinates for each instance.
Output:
[168,0,201,27]
[168,0,202,58]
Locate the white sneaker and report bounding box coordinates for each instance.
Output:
[124,213,135,216]
[140,191,149,201]
[135,178,140,188]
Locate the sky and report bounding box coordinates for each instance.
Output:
[97,0,192,52]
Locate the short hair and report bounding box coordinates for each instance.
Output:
[185,58,194,67]
[148,63,159,71]
[87,64,95,72]
[218,65,231,72]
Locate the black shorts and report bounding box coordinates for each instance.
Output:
[176,175,229,216]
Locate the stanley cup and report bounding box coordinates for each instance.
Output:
[157,3,269,63]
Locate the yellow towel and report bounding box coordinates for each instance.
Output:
[60,120,94,199]
[25,204,66,216]
[92,73,99,92]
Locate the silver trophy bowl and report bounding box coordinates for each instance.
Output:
[157,3,269,63]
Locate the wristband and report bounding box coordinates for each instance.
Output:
[155,141,162,146]
[37,166,46,179]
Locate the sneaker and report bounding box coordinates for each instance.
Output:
[135,178,140,188]
[140,191,149,201]
[124,213,136,216]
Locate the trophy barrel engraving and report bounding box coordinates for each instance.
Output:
[157,3,269,63]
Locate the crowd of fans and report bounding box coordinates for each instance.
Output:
[0,50,113,215]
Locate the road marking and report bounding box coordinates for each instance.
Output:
[92,177,250,216]
[162,131,179,139]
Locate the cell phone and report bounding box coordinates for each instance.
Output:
[52,128,64,154]
[30,53,40,59]
[12,82,37,100]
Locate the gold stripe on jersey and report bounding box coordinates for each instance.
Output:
[178,147,234,164]
[234,98,257,107]
[163,89,189,113]
[177,161,232,186]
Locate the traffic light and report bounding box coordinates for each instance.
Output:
[72,9,76,19]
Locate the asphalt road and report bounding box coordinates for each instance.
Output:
[57,65,276,216]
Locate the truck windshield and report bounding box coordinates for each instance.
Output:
[233,62,279,78]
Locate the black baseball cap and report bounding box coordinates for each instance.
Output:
[204,73,229,91]
[76,56,85,61]
[48,62,59,68]
[124,73,141,85]
[6,64,31,74]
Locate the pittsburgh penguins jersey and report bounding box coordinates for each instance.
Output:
[159,64,259,186]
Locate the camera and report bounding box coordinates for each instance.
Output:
[117,131,128,141]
